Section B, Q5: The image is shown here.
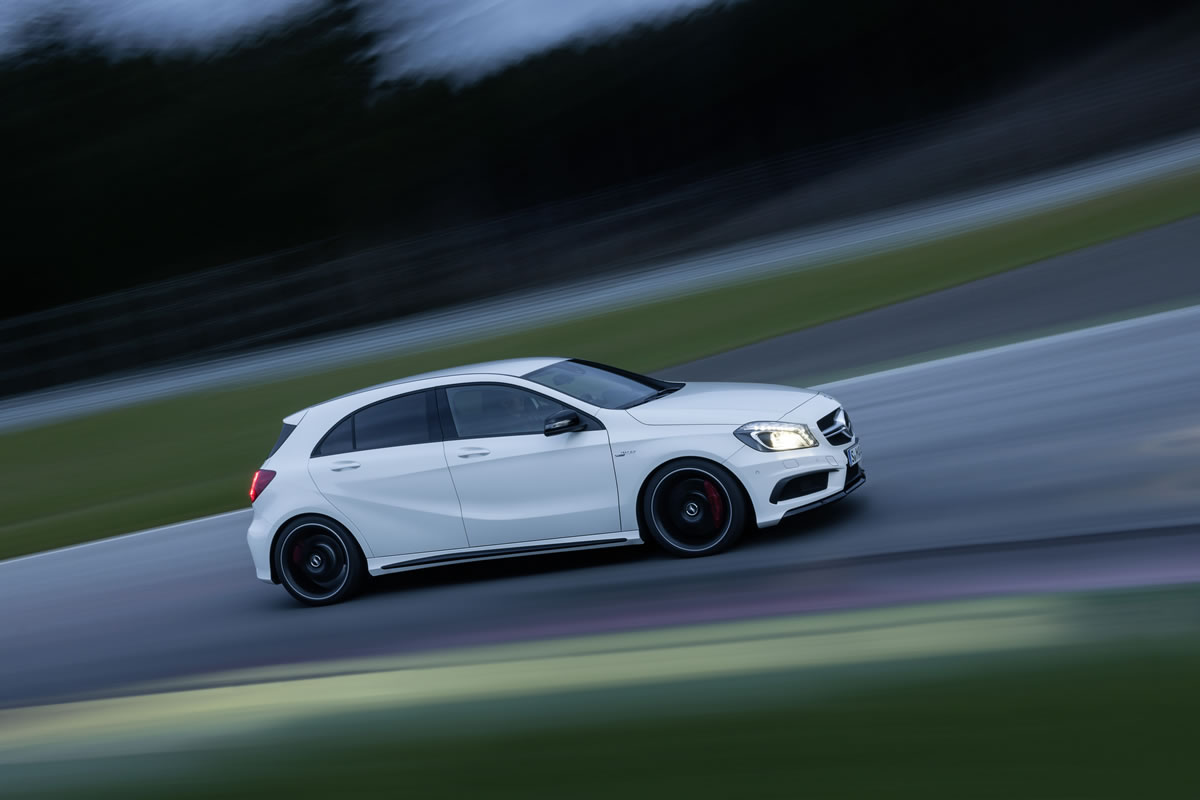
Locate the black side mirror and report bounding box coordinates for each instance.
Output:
[544,410,585,436]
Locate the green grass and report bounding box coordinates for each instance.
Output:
[8,634,1200,798]
[2,170,1200,559]
[179,646,1200,799]
[4,586,1199,797]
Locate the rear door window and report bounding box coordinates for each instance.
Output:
[313,417,353,457]
[354,391,438,451]
[312,389,442,457]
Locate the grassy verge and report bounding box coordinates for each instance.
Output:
[4,586,1199,798]
[99,646,1196,799]
[2,170,1200,559]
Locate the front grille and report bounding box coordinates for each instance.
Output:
[818,407,854,446]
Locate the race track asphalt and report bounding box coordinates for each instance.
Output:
[672,214,1200,384]
[1,232,1198,710]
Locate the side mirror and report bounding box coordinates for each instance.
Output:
[544,410,585,436]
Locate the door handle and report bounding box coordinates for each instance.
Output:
[456,448,490,458]
[330,460,361,471]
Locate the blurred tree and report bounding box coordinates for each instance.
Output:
[0,0,1192,317]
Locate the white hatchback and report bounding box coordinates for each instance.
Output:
[247,358,865,605]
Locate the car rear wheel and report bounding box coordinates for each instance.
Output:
[274,516,365,606]
[642,459,746,557]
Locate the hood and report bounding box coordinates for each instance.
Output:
[625,382,819,425]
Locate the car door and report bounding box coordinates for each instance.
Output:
[308,389,469,557]
[439,383,621,547]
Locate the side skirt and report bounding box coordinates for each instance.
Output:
[369,531,644,575]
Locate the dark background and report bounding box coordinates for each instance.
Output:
[4,0,1198,320]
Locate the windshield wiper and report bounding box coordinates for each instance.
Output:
[621,384,683,409]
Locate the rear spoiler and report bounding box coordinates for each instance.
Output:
[282,408,309,426]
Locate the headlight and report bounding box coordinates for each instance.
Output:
[734,421,818,451]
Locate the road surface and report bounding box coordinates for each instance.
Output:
[1,303,1197,708]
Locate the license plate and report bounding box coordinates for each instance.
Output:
[845,444,861,466]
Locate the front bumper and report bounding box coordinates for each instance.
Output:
[780,463,865,520]
[724,438,865,527]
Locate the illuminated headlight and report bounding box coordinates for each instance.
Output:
[734,421,818,451]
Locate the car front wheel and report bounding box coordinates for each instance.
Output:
[641,459,746,557]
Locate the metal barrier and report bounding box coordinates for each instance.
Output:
[2,128,1199,433]
[3,42,1200,408]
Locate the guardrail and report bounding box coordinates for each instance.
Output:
[2,130,1198,433]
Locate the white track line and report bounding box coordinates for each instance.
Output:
[4,133,1198,432]
[0,508,251,568]
[822,302,1200,391]
[5,301,1197,567]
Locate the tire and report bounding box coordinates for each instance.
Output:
[273,515,366,606]
[640,459,747,557]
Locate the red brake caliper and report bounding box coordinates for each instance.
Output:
[703,480,724,526]
[292,543,304,565]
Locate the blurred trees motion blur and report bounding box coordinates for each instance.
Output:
[2,0,1196,318]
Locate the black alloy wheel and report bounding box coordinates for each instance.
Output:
[274,516,365,606]
[642,459,746,556]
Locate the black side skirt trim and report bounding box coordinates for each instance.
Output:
[781,471,866,520]
[382,537,630,571]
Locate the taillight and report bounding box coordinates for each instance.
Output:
[250,469,276,502]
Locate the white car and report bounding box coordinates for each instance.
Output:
[247,358,864,605]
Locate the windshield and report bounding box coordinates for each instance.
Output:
[523,359,683,409]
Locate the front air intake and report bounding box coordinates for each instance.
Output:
[770,470,831,503]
